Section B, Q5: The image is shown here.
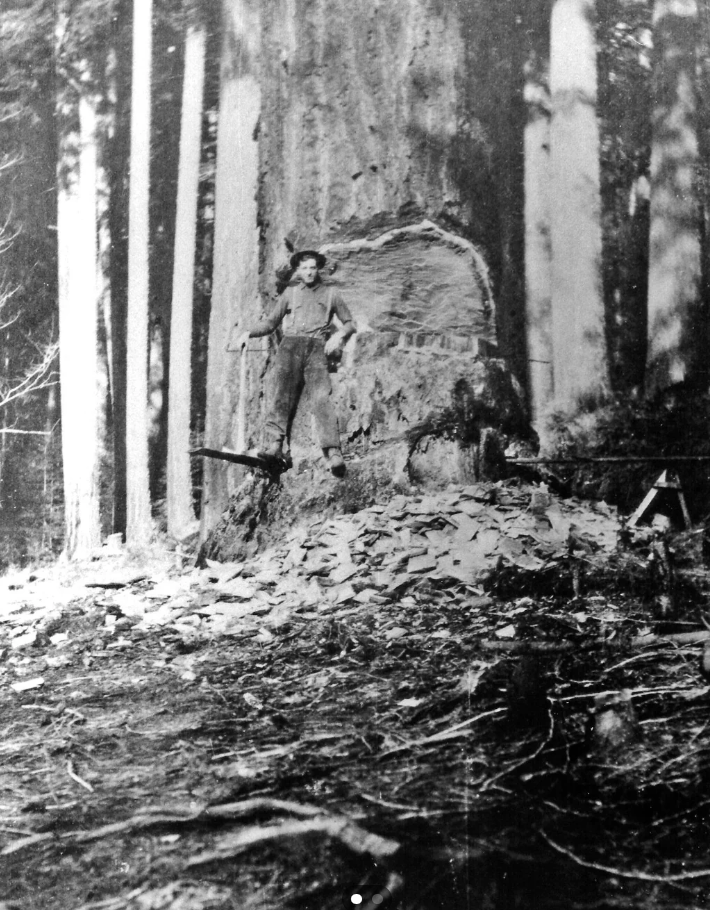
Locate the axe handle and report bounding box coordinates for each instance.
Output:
[236,343,247,453]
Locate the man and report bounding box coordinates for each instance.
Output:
[234,250,355,476]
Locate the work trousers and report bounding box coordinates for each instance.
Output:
[264,335,340,450]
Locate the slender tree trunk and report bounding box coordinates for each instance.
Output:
[646,0,702,395]
[200,0,261,539]
[524,18,553,424]
[57,93,102,558]
[549,0,609,409]
[491,4,527,391]
[97,154,113,408]
[107,8,132,537]
[126,0,153,546]
[167,21,205,538]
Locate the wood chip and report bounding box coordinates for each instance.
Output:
[213,578,256,600]
[11,629,37,650]
[10,677,45,693]
[455,500,486,517]
[497,537,526,559]
[476,529,500,554]
[329,564,358,585]
[449,514,481,538]
[407,553,438,574]
[334,584,357,604]
[111,591,147,618]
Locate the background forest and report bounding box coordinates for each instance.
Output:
[1,0,710,566]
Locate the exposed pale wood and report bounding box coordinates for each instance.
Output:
[56,46,102,558]
[646,0,702,394]
[167,21,206,537]
[549,0,609,408]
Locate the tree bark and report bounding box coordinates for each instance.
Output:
[106,0,132,537]
[549,0,609,409]
[200,0,261,539]
[126,0,153,546]
[523,17,553,425]
[645,0,702,395]
[167,21,206,538]
[57,92,102,558]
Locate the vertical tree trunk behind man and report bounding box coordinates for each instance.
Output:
[646,0,703,394]
[201,0,262,538]
[549,0,609,409]
[167,17,206,538]
[57,87,102,558]
[126,0,153,546]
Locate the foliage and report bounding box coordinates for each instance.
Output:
[542,384,710,516]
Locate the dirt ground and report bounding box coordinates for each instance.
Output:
[2,480,710,910]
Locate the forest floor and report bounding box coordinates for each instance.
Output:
[2,478,710,910]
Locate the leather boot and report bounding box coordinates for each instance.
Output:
[326,448,345,477]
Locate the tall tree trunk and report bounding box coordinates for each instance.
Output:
[200,0,261,539]
[57,93,102,558]
[167,20,205,538]
[549,0,609,409]
[645,0,702,395]
[491,3,528,392]
[523,11,553,425]
[107,4,132,537]
[126,0,153,546]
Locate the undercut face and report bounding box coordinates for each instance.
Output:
[296,258,319,286]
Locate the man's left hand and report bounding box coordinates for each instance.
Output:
[324,332,346,357]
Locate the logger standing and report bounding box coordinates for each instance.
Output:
[233,250,355,476]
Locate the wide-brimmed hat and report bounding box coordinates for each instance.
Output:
[290,249,326,270]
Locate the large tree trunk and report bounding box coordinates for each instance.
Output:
[549,0,609,409]
[202,1,526,550]
[645,0,702,395]
[200,0,261,539]
[125,0,153,546]
[167,21,206,538]
[523,10,553,424]
[57,93,102,558]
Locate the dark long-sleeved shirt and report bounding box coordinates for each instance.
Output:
[245,280,355,339]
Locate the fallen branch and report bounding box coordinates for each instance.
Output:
[0,797,389,859]
[66,760,94,793]
[481,630,710,654]
[630,630,710,647]
[185,815,400,868]
[481,640,582,654]
[540,829,710,882]
[72,886,150,910]
[201,797,324,821]
[553,685,709,704]
[509,455,710,465]
[379,708,506,757]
